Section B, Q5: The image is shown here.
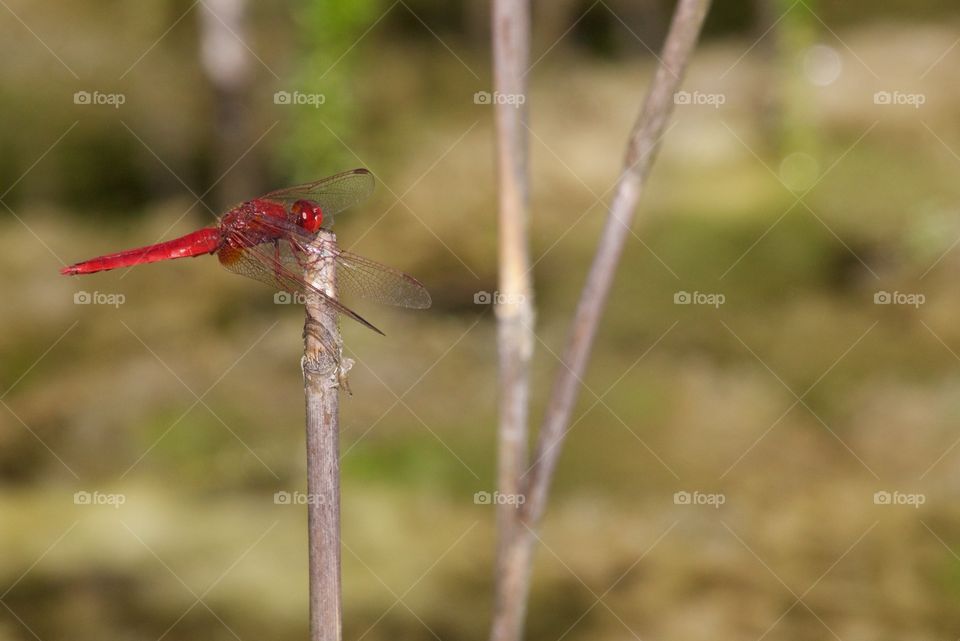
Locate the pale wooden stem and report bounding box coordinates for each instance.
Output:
[491,1,535,640]
[302,230,346,641]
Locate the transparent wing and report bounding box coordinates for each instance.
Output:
[217,228,384,336]
[331,248,432,309]
[235,213,432,310]
[260,168,375,220]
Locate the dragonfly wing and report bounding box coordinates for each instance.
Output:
[332,249,432,309]
[238,213,432,310]
[218,229,384,336]
[260,168,375,219]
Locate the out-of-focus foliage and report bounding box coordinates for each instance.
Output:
[278,0,382,182]
[5,1,960,640]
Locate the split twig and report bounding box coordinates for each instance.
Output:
[489,2,712,640]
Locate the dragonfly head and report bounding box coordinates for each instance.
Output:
[292,199,324,233]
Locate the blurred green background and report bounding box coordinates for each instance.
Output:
[4,1,960,639]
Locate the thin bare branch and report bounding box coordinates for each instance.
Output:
[491,1,536,638]
[524,0,711,526]
[303,230,350,641]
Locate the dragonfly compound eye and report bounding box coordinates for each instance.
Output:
[293,199,324,233]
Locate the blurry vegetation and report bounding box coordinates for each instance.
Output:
[768,0,820,157]
[2,0,959,215]
[278,0,381,182]
[5,1,960,640]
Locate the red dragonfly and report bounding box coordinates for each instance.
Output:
[61,168,431,341]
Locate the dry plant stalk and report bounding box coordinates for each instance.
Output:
[491,0,535,634]
[489,2,713,640]
[302,229,351,641]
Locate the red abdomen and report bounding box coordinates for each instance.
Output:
[61,227,221,275]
